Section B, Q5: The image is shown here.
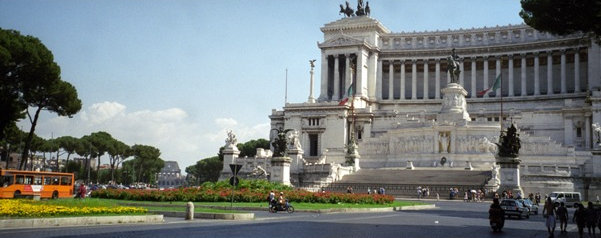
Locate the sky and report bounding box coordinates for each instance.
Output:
[0,0,524,171]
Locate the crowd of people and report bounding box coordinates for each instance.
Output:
[542,198,601,238]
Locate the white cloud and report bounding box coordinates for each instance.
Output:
[21,102,270,171]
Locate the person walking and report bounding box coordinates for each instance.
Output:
[573,203,586,238]
[586,202,598,237]
[556,202,568,233]
[268,190,275,209]
[543,197,557,238]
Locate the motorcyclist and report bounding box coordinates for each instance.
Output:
[278,192,286,209]
[489,198,505,232]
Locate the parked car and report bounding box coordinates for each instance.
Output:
[500,199,530,219]
[521,199,539,215]
[549,192,581,207]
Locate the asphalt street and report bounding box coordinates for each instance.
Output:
[0,200,587,238]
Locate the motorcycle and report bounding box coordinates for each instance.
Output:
[269,200,295,213]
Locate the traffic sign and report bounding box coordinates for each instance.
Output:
[229,164,243,175]
[229,176,240,186]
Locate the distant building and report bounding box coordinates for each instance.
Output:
[157,161,185,188]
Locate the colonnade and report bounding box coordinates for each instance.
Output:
[374,49,584,100]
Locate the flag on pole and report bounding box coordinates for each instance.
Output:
[477,73,501,97]
[338,82,354,105]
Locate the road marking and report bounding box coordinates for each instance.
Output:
[319,213,400,222]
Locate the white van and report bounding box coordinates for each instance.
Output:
[549,192,582,207]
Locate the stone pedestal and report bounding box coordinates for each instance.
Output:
[219,145,240,181]
[438,83,470,123]
[288,148,305,174]
[270,157,292,186]
[496,155,524,196]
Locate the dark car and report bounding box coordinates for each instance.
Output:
[500,199,530,219]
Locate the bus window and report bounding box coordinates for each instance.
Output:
[24,176,33,185]
[15,175,24,184]
[33,176,42,185]
[44,176,51,185]
[61,176,72,185]
[52,177,59,185]
[1,176,13,187]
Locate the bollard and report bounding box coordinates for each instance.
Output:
[185,201,194,220]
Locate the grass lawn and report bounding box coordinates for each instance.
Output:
[106,199,427,211]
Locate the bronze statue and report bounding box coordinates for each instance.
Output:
[271,128,293,157]
[339,1,354,17]
[309,59,316,69]
[355,0,365,16]
[497,124,521,158]
[365,1,371,16]
[447,48,462,84]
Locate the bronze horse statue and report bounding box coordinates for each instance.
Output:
[339,1,354,17]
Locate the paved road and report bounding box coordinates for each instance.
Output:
[0,200,584,238]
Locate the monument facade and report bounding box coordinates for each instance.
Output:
[226,2,601,198]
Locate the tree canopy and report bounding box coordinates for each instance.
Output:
[0,28,82,170]
[520,0,601,39]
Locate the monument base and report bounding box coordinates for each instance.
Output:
[496,156,524,197]
[270,157,292,186]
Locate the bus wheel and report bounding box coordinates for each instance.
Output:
[14,190,21,198]
[52,191,59,199]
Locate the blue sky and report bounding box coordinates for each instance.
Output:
[0,0,524,170]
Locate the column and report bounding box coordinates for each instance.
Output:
[495,56,501,97]
[586,114,591,149]
[459,59,465,86]
[333,55,340,100]
[411,60,417,99]
[534,52,540,95]
[508,55,514,96]
[345,54,351,96]
[401,60,406,99]
[471,57,477,98]
[388,60,394,100]
[547,51,553,95]
[435,59,441,99]
[483,56,489,98]
[356,51,365,97]
[423,60,429,99]
[520,53,527,96]
[560,50,567,94]
[319,54,328,100]
[575,49,580,93]
[376,60,383,100]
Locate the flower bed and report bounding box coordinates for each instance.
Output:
[0,199,147,218]
[92,187,394,204]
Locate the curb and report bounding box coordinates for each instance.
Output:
[0,215,164,229]
[152,211,254,220]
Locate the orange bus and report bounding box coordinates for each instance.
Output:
[0,168,74,199]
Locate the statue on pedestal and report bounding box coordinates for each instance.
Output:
[271,128,293,157]
[225,130,237,147]
[447,48,462,84]
[497,124,521,159]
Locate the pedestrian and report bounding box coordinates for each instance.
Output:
[367,187,371,195]
[556,202,568,233]
[463,191,469,202]
[417,186,422,199]
[543,197,557,238]
[586,202,597,237]
[268,190,275,209]
[346,186,353,194]
[535,192,541,205]
[574,203,586,238]
[77,182,87,199]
